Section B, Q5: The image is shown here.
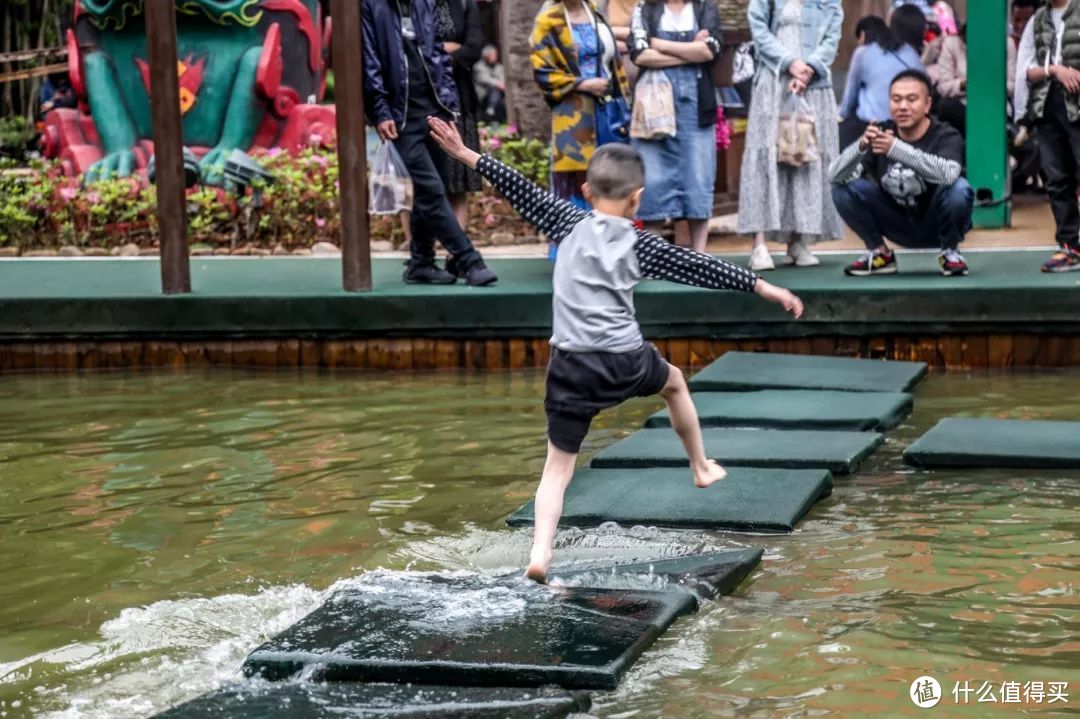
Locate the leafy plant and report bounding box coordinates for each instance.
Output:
[481,124,550,187]
[0,140,541,252]
[0,117,37,161]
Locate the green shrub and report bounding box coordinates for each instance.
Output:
[0,137,545,252]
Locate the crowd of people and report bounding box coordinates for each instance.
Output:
[359,0,1080,286]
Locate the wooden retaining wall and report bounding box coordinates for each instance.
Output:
[2,333,1078,373]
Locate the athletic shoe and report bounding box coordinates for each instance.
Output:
[749,244,775,271]
[844,249,898,276]
[1041,247,1080,273]
[938,249,970,276]
[403,261,456,285]
[784,239,821,267]
[446,255,498,286]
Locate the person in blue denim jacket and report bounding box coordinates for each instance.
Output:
[737,0,844,272]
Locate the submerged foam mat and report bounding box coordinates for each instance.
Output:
[506,467,832,532]
[243,573,695,691]
[591,428,882,475]
[645,390,913,432]
[155,682,591,719]
[904,418,1080,468]
[689,352,928,393]
[549,548,764,599]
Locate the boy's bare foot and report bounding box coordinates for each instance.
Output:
[524,546,552,584]
[694,459,727,488]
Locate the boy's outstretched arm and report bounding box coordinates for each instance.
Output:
[634,233,804,318]
[428,117,588,243]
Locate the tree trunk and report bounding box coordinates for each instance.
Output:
[501,0,549,140]
[2,7,13,117]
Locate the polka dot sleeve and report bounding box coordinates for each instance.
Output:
[475,154,590,244]
[633,232,758,292]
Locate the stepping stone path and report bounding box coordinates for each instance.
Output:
[156,353,932,718]
[905,417,1080,469]
[645,390,913,432]
[547,548,764,599]
[507,468,832,532]
[156,683,592,718]
[245,575,696,690]
[689,351,927,393]
[591,428,882,475]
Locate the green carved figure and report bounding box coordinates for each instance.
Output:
[44,0,334,184]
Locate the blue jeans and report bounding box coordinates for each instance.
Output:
[831,178,974,252]
[633,28,716,221]
[394,121,481,269]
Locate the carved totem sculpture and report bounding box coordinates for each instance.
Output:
[42,0,335,184]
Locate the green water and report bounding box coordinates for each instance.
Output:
[0,369,1077,718]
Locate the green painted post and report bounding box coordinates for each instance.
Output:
[966,0,1011,228]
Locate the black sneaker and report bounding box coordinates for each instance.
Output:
[446,255,498,286]
[402,261,457,285]
[845,249,898,276]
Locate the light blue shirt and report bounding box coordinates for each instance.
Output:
[839,43,924,123]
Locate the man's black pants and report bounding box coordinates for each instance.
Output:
[1036,84,1080,251]
[394,120,482,268]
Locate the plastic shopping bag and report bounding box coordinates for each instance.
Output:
[369,140,413,215]
[776,92,820,168]
[630,70,676,140]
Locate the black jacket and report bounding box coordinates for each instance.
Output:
[629,0,723,127]
[361,0,460,129]
[435,0,484,117]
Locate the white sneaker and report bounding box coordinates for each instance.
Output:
[785,239,821,267]
[749,244,775,271]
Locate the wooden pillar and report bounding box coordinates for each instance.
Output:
[331,0,372,292]
[144,0,191,294]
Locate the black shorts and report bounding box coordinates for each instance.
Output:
[545,343,671,454]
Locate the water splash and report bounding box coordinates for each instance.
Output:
[20,584,323,719]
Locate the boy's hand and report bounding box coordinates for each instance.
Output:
[754,279,804,319]
[428,116,481,168]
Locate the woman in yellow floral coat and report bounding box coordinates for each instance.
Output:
[531,0,631,208]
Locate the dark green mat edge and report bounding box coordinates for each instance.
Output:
[506,474,833,533]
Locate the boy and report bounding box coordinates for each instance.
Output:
[427,118,804,582]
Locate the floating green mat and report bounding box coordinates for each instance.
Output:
[243,573,695,691]
[506,467,832,532]
[689,352,928,393]
[904,418,1080,469]
[548,548,764,599]
[645,390,913,432]
[154,682,591,718]
[591,428,882,475]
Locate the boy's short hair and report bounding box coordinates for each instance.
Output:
[890,68,933,95]
[586,144,645,200]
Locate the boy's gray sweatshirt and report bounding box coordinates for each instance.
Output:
[475,155,759,353]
